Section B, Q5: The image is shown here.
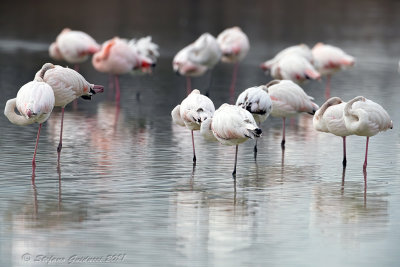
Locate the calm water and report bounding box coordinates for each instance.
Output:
[1,0,400,266]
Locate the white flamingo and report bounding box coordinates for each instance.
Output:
[312,43,355,99]
[343,96,392,171]
[35,63,104,164]
[217,27,250,102]
[49,28,100,70]
[128,36,160,65]
[266,80,319,148]
[200,104,262,176]
[173,33,220,94]
[236,85,272,153]
[4,77,55,180]
[260,43,314,72]
[313,97,352,167]
[171,89,215,164]
[268,53,320,83]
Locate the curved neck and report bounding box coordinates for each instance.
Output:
[4,98,33,126]
[344,96,363,117]
[319,97,342,116]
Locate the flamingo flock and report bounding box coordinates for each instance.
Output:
[3,26,394,184]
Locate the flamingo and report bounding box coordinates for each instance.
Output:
[200,104,262,176]
[313,97,352,167]
[260,43,314,72]
[128,36,160,66]
[217,27,250,102]
[343,96,392,171]
[171,89,215,164]
[265,80,319,148]
[4,77,55,180]
[49,28,100,71]
[312,43,355,99]
[235,85,272,153]
[92,37,154,103]
[268,53,320,84]
[35,63,104,164]
[172,33,221,94]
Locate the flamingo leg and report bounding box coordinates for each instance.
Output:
[281,117,286,149]
[74,64,80,72]
[229,62,239,104]
[57,107,65,164]
[191,130,196,164]
[342,136,347,167]
[254,139,258,154]
[232,144,238,177]
[363,136,369,170]
[205,70,214,97]
[115,75,120,104]
[32,123,42,180]
[186,76,192,95]
[325,74,331,100]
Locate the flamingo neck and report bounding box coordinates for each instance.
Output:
[4,98,33,126]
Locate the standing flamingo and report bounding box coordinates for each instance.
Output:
[128,36,160,66]
[343,96,392,171]
[313,97,352,167]
[266,80,319,148]
[4,77,55,181]
[236,85,272,154]
[35,63,104,164]
[92,37,154,103]
[171,89,215,164]
[312,43,355,99]
[173,33,221,95]
[217,27,250,102]
[200,104,262,176]
[49,28,100,71]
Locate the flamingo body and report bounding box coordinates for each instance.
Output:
[188,33,221,69]
[217,27,250,63]
[50,28,100,64]
[236,85,272,125]
[267,80,319,118]
[344,96,392,137]
[36,63,103,107]
[261,44,313,71]
[173,44,208,77]
[270,54,320,83]
[4,79,55,126]
[312,43,355,76]
[128,36,160,64]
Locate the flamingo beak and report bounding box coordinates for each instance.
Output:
[91,84,104,94]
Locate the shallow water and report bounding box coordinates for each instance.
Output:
[1,0,400,266]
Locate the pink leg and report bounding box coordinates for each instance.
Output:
[191,130,196,164]
[325,74,331,100]
[186,76,192,95]
[115,75,120,104]
[281,117,286,149]
[229,62,239,104]
[57,107,65,164]
[342,136,347,167]
[363,136,369,170]
[32,123,42,182]
[232,144,238,177]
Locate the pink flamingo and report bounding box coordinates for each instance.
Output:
[312,43,355,99]
[266,80,319,149]
[343,96,392,172]
[92,37,154,104]
[4,77,55,181]
[35,63,104,165]
[217,27,250,103]
[49,28,100,71]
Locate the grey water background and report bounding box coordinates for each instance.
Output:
[1,0,400,266]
